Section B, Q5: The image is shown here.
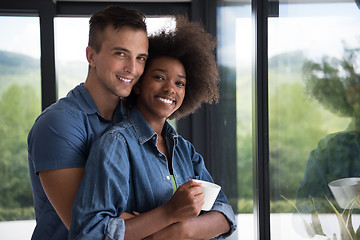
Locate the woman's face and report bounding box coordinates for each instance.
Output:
[135,56,186,123]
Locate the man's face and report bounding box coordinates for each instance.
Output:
[87,25,149,99]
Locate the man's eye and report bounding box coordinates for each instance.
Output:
[115,52,125,56]
[138,56,147,62]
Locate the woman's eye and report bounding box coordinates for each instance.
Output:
[154,75,165,81]
[176,81,185,87]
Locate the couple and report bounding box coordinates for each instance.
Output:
[28,5,236,239]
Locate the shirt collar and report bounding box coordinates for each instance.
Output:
[68,83,124,122]
[68,83,99,115]
[128,107,178,145]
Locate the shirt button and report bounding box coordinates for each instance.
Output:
[158,153,162,157]
[166,176,170,180]
[153,136,156,140]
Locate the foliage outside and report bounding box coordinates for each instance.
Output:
[0,43,359,220]
[283,195,360,240]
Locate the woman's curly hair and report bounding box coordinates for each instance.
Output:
[125,15,220,120]
[303,46,360,118]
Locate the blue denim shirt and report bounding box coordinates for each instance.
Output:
[70,107,236,239]
[28,83,125,240]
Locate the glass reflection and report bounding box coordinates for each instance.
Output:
[269,1,360,239]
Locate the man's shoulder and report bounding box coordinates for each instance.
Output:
[35,100,86,128]
[29,91,95,141]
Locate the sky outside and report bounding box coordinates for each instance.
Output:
[0,16,175,62]
[0,3,359,65]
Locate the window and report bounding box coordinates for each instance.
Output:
[0,16,40,237]
[0,11,177,239]
[4,1,360,239]
[268,2,360,239]
[217,2,252,239]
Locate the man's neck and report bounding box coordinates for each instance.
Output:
[84,77,120,121]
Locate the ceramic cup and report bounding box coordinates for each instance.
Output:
[193,179,221,211]
[328,177,360,209]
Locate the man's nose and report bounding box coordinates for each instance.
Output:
[124,58,136,74]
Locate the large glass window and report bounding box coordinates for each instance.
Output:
[0,16,40,237]
[0,14,176,239]
[269,2,360,239]
[54,17,89,99]
[217,2,253,239]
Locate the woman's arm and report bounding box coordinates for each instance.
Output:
[143,211,230,240]
[124,180,205,240]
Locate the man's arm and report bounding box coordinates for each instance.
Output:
[40,168,136,230]
[39,168,84,229]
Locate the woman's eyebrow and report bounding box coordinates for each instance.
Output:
[152,68,167,73]
[152,68,186,79]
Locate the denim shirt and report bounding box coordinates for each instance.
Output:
[28,83,125,240]
[70,107,236,239]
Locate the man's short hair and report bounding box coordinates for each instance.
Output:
[88,5,147,53]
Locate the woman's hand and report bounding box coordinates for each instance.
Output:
[165,180,204,223]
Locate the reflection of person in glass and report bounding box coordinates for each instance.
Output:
[296,46,360,213]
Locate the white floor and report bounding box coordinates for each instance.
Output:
[0,220,35,240]
[0,214,359,240]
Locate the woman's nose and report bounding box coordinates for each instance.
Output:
[163,81,175,94]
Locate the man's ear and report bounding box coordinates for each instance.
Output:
[86,46,96,67]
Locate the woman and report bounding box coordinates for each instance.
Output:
[70,16,236,239]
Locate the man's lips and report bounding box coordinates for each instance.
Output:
[116,74,133,83]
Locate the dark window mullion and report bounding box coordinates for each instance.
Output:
[252,0,270,239]
[39,2,57,110]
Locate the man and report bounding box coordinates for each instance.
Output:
[28,5,148,239]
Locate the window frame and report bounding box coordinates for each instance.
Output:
[0,0,271,239]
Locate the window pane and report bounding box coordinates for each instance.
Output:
[269,2,360,239]
[0,16,40,237]
[218,2,253,239]
[54,17,175,99]
[54,17,89,99]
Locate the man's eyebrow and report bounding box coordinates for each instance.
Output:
[112,47,148,57]
[139,53,149,58]
[112,47,129,52]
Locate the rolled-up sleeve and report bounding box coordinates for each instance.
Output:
[69,131,130,240]
[210,202,237,239]
[105,218,126,240]
[188,141,237,239]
